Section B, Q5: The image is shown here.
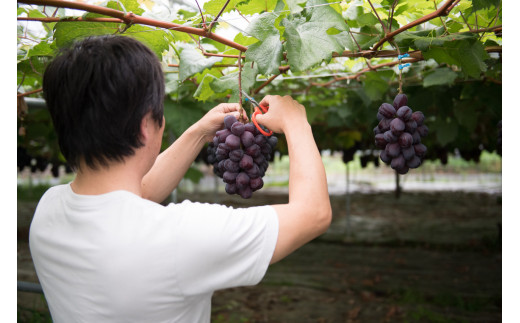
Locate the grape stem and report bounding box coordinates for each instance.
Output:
[237,51,244,123]
[390,40,403,94]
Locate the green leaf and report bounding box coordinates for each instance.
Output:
[203,0,242,16]
[123,25,172,58]
[236,0,278,15]
[433,118,459,147]
[363,72,388,101]
[193,74,218,101]
[245,13,283,74]
[184,166,204,183]
[284,0,307,14]
[163,98,205,137]
[179,45,222,81]
[210,64,259,102]
[53,14,120,49]
[282,0,348,72]
[28,41,54,57]
[344,0,379,27]
[471,0,500,11]
[107,0,145,15]
[422,67,458,87]
[453,101,478,133]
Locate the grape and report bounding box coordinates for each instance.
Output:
[239,154,254,170]
[224,159,240,173]
[378,118,392,132]
[225,183,237,194]
[390,118,405,134]
[245,144,261,157]
[223,171,238,184]
[207,118,278,198]
[254,154,265,165]
[396,106,412,121]
[416,124,429,137]
[228,149,244,162]
[393,93,408,109]
[375,133,387,148]
[244,123,256,133]
[414,143,427,158]
[246,164,261,179]
[224,115,237,130]
[402,146,415,161]
[225,134,241,150]
[378,103,396,118]
[407,156,421,169]
[216,129,231,143]
[391,154,405,170]
[411,111,425,126]
[236,172,250,189]
[380,150,391,164]
[374,93,428,174]
[240,131,255,148]
[231,122,245,136]
[398,132,413,148]
[411,131,421,144]
[267,136,278,148]
[405,120,417,133]
[386,142,401,158]
[383,130,398,143]
[254,134,267,146]
[250,177,264,191]
[238,186,252,199]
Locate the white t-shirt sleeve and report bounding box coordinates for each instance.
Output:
[167,201,279,296]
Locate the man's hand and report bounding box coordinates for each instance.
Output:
[254,95,308,135]
[195,103,249,142]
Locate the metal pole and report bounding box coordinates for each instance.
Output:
[345,161,351,237]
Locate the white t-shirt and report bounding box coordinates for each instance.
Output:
[29,184,279,323]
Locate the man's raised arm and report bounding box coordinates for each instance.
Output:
[254,95,332,264]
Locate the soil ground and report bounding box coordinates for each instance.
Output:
[18,190,502,322]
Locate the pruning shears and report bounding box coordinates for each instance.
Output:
[241,90,273,137]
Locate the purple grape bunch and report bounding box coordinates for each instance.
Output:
[207,115,278,198]
[374,93,428,174]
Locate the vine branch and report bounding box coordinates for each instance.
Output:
[18,0,248,52]
[371,0,458,51]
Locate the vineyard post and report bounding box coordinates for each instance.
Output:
[345,161,351,238]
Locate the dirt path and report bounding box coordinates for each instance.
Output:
[18,191,502,322]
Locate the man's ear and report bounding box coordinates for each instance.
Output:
[139,112,153,144]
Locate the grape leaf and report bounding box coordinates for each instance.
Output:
[282,0,348,72]
[123,25,172,58]
[53,14,119,48]
[245,13,283,74]
[236,0,278,15]
[344,0,379,27]
[184,166,204,183]
[432,117,458,146]
[203,0,242,16]
[163,98,205,137]
[179,45,222,81]
[471,0,500,11]
[210,64,259,102]
[285,0,307,14]
[422,67,458,87]
[363,72,388,101]
[453,101,478,132]
[107,0,145,15]
[193,74,218,101]
[28,41,54,57]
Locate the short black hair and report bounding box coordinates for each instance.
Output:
[43,35,165,170]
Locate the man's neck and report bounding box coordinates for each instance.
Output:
[70,159,146,197]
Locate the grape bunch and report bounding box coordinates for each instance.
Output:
[373,93,428,174]
[207,115,278,199]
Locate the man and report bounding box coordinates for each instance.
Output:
[29,35,331,322]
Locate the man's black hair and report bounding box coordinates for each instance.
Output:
[43,35,165,170]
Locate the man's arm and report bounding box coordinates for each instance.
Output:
[141,103,246,203]
[255,95,332,264]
